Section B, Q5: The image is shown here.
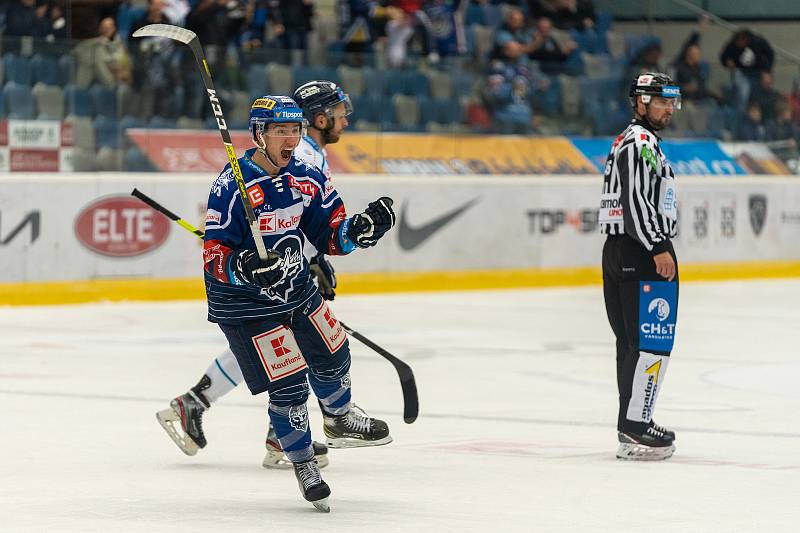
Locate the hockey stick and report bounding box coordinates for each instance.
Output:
[130,189,419,424]
[132,23,270,262]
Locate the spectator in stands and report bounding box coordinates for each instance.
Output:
[74,16,132,88]
[527,16,577,75]
[749,71,781,124]
[385,0,437,67]
[490,7,533,65]
[338,0,397,66]
[129,0,171,42]
[738,102,767,141]
[789,79,800,128]
[769,98,798,143]
[185,0,230,49]
[271,0,314,66]
[482,61,536,134]
[720,28,774,111]
[529,0,595,32]
[5,0,58,38]
[622,39,662,100]
[421,0,467,64]
[669,30,718,136]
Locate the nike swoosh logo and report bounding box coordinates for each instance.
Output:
[398,198,479,251]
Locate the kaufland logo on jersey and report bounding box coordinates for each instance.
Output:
[258,211,300,234]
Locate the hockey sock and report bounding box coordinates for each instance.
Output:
[199,349,244,404]
[310,372,352,416]
[268,402,313,463]
[624,351,670,431]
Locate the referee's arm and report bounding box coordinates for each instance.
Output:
[617,141,670,255]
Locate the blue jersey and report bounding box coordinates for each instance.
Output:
[203,148,354,324]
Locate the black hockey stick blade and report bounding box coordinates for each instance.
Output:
[131,189,205,237]
[340,321,418,424]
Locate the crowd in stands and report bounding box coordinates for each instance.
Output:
[2,0,800,170]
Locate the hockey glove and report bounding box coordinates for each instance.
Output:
[231,249,285,288]
[347,197,396,248]
[309,253,337,300]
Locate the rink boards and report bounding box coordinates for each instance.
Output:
[1,173,799,304]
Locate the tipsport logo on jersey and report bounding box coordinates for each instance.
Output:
[638,281,677,352]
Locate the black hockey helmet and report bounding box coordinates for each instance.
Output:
[293,80,353,124]
[628,72,681,109]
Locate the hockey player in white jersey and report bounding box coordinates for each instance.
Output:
[157,81,362,468]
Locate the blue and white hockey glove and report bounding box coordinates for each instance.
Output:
[231,249,284,288]
[346,197,395,248]
[309,253,337,300]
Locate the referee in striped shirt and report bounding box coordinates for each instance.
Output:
[600,72,681,461]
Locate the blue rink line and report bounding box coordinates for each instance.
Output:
[1,388,799,440]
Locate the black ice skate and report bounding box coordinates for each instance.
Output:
[262,424,330,469]
[617,425,675,461]
[323,404,392,449]
[650,420,676,441]
[156,390,209,456]
[293,458,331,513]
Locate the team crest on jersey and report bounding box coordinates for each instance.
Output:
[259,234,304,303]
[212,168,234,197]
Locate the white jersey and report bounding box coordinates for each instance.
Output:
[294,135,332,259]
[294,135,331,181]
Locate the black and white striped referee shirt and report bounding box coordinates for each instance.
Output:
[599,119,677,254]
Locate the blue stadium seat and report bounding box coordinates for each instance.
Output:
[90,85,118,118]
[148,116,177,129]
[418,97,462,126]
[363,68,385,96]
[0,87,5,117]
[3,54,33,86]
[247,63,269,99]
[293,66,338,88]
[125,146,156,171]
[58,55,75,86]
[451,69,475,98]
[64,85,94,117]
[401,71,429,97]
[383,70,405,96]
[30,55,61,86]
[3,82,36,119]
[94,116,120,149]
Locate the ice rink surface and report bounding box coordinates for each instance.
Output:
[2,279,800,532]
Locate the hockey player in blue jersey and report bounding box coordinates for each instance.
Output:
[156,82,357,470]
[202,94,393,511]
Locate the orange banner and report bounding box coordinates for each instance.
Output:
[326,133,597,174]
[128,130,596,175]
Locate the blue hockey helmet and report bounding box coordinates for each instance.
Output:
[249,95,307,141]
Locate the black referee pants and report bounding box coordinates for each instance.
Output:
[602,234,679,433]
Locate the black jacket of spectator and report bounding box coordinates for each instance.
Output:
[720,30,774,76]
[186,0,230,47]
[272,0,313,33]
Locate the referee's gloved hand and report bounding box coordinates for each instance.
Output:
[347,197,395,248]
[232,249,285,288]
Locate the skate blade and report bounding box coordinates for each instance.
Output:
[263,448,330,469]
[616,442,675,461]
[156,408,199,456]
[312,497,330,513]
[325,434,393,449]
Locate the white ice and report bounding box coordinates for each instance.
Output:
[2,280,799,532]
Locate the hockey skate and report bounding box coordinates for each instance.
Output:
[617,425,675,461]
[323,404,392,449]
[293,458,331,513]
[156,391,209,456]
[650,420,676,441]
[262,424,330,469]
